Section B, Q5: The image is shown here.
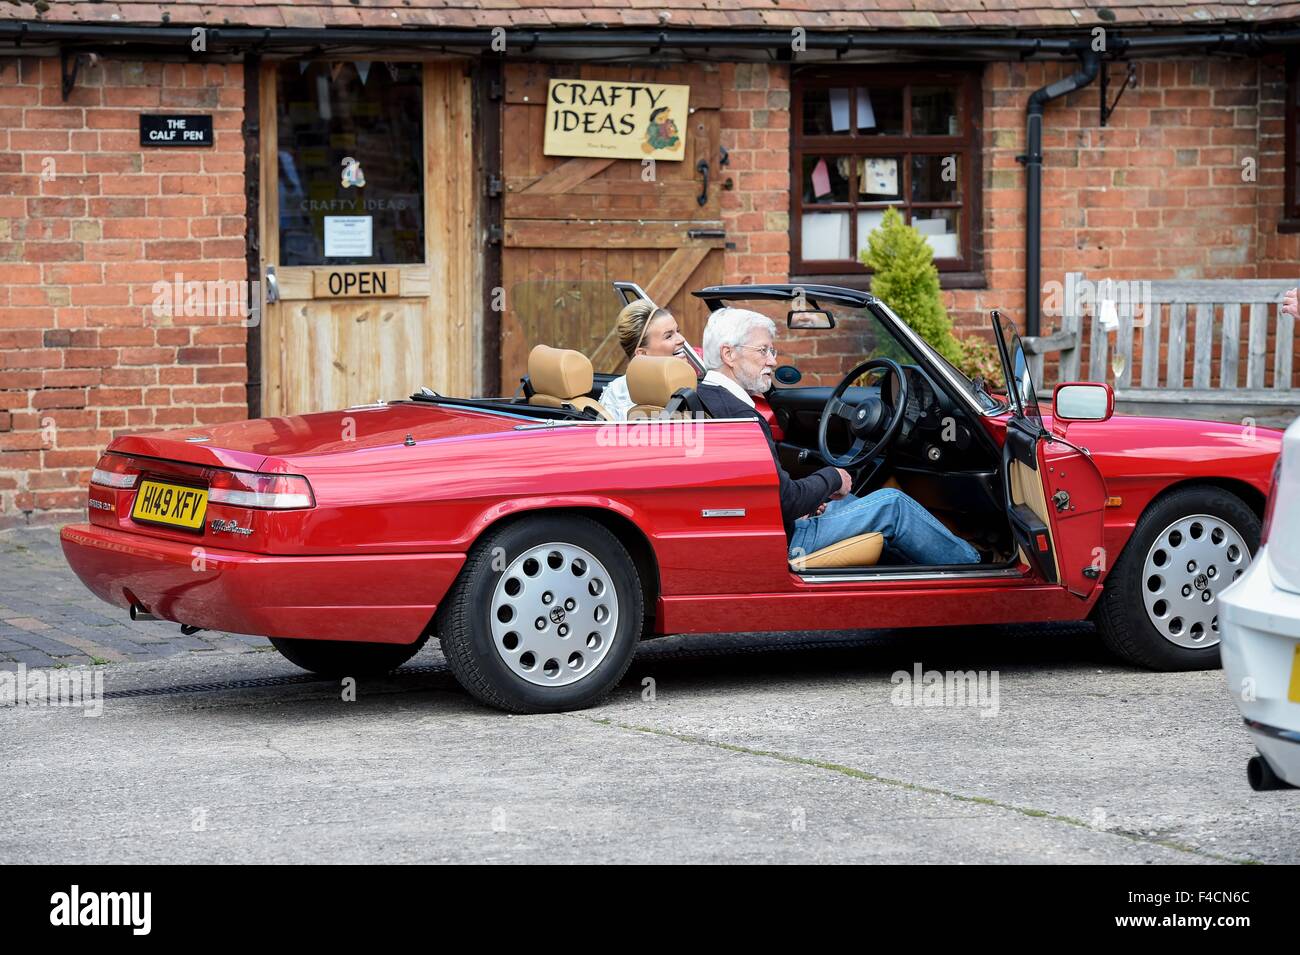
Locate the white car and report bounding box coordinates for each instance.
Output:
[1220,418,1300,790]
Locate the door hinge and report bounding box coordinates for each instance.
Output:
[488,79,503,100]
[1082,566,1101,579]
[487,224,503,245]
[1052,489,1070,512]
[487,175,503,197]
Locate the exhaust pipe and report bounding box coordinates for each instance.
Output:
[128,602,157,622]
[1247,755,1295,791]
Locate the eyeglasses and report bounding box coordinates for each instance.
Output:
[734,344,779,359]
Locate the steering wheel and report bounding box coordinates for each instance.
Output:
[816,357,909,468]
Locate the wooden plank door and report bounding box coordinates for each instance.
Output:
[259,60,479,417]
[499,63,726,393]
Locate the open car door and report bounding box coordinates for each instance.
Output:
[993,312,1108,598]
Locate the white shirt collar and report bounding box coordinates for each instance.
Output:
[703,369,756,408]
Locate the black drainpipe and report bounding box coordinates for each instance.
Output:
[1022,50,1099,337]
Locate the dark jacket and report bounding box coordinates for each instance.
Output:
[696,382,841,540]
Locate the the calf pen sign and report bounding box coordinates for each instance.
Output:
[139,114,214,147]
[543,79,690,162]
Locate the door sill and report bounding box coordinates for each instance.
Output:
[793,563,1025,584]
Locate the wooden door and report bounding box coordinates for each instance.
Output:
[499,63,726,392]
[259,60,479,417]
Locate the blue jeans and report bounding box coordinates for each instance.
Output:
[788,488,981,566]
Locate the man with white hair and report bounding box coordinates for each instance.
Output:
[695,306,980,566]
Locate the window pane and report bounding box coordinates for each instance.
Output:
[911,154,959,203]
[855,87,903,135]
[277,61,425,266]
[912,209,961,258]
[802,87,852,136]
[855,208,894,258]
[801,212,850,261]
[911,86,959,135]
[801,155,852,203]
[858,155,902,200]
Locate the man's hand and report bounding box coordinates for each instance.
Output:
[831,468,852,499]
[799,502,828,521]
[1284,288,1299,320]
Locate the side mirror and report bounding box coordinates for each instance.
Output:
[774,365,802,385]
[1053,381,1113,422]
[787,309,835,329]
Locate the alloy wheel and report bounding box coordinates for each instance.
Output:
[1140,513,1250,649]
[489,542,619,687]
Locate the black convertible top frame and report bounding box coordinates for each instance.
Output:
[693,284,880,312]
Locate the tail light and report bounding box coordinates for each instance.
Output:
[1261,457,1282,546]
[208,470,314,510]
[91,452,140,489]
[91,451,314,510]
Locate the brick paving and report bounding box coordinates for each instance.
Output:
[0,524,273,670]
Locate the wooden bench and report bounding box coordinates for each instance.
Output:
[1023,272,1300,428]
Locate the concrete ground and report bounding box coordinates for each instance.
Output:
[1,524,1295,864]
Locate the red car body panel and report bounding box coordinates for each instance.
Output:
[61,523,464,643]
[61,396,1282,647]
[1045,411,1277,573]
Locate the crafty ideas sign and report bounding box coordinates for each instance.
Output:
[543,79,690,162]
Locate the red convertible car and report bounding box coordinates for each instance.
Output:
[61,283,1279,713]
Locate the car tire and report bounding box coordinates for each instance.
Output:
[269,634,429,678]
[437,514,644,713]
[1093,484,1260,671]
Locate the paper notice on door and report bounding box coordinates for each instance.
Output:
[324,215,373,257]
[861,157,898,196]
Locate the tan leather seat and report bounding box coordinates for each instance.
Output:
[795,532,885,569]
[528,344,610,419]
[625,354,697,419]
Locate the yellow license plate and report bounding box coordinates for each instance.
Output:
[131,480,208,531]
[1290,645,1300,704]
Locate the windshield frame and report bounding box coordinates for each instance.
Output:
[870,300,1007,416]
[692,283,1008,419]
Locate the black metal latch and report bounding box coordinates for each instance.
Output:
[1083,566,1101,579]
[1052,490,1070,512]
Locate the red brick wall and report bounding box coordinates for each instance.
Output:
[954,57,1274,336]
[1256,58,1300,278]
[0,55,247,528]
[720,62,790,286]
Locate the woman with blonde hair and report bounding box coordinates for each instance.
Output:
[597,300,690,419]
